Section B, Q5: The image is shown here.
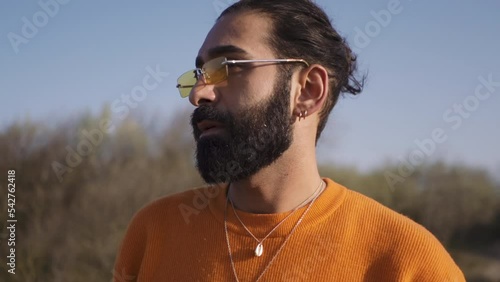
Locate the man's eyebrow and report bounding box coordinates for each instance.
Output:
[195,45,249,68]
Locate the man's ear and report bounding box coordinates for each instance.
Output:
[293,64,329,118]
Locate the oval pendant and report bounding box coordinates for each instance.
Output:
[255,243,263,257]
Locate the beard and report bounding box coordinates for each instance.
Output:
[190,74,294,184]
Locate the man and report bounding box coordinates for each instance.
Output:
[114,0,465,281]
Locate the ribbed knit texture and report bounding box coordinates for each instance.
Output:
[114,178,465,281]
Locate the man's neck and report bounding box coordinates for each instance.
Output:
[227,148,322,214]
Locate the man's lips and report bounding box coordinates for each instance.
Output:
[197,120,225,136]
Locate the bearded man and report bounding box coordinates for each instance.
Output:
[114,1,465,281]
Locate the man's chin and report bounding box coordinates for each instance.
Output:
[195,141,233,184]
[196,166,233,184]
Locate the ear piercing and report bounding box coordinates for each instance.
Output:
[298,110,308,121]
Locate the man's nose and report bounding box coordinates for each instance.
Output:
[189,76,217,106]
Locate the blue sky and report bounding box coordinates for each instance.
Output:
[1,0,499,176]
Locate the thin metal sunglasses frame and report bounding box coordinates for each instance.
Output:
[176,57,309,95]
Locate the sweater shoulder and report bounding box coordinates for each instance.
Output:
[341,187,464,280]
[132,185,222,225]
[344,188,432,237]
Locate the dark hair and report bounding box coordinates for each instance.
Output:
[219,0,365,142]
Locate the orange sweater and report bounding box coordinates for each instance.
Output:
[114,178,465,281]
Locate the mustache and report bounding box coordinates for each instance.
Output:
[191,106,233,140]
[191,105,230,126]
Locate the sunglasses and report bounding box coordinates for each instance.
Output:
[176,56,309,98]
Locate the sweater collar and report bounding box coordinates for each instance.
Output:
[208,178,347,238]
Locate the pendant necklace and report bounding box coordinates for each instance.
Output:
[229,180,324,257]
[224,179,325,282]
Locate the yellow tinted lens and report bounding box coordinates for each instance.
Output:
[203,57,227,84]
[177,70,197,98]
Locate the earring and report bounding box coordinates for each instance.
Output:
[298,110,307,121]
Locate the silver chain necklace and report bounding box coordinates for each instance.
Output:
[229,180,324,257]
[224,180,325,282]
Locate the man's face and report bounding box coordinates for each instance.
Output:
[189,12,295,183]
